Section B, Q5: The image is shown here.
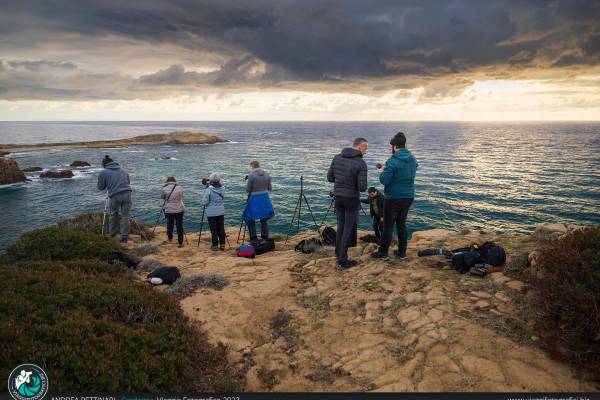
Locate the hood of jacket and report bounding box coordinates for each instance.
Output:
[341,147,363,158]
[209,185,224,194]
[252,168,265,176]
[104,161,121,170]
[392,148,414,162]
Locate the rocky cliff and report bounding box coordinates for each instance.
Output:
[123,223,597,392]
[0,157,27,185]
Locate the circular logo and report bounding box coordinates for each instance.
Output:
[7,364,49,400]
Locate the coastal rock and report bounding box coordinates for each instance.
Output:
[70,160,90,167]
[40,170,74,179]
[22,166,43,172]
[0,158,27,185]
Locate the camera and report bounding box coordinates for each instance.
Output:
[244,175,249,181]
[376,163,383,169]
[201,178,210,186]
[329,191,335,197]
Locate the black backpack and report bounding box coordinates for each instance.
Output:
[251,238,275,255]
[147,266,181,284]
[295,238,323,254]
[321,227,336,246]
[107,251,138,268]
[451,242,506,273]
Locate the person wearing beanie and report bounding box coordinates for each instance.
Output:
[371,131,418,261]
[327,137,369,269]
[97,155,132,243]
[202,172,226,250]
[161,176,186,248]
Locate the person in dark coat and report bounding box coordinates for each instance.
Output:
[327,137,368,268]
[361,187,385,240]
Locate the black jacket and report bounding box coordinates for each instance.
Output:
[361,191,384,217]
[327,148,368,198]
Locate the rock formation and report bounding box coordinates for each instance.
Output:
[0,157,27,185]
[70,160,91,167]
[40,170,74,179]
[0,131,228,154]
[22,166,43,172]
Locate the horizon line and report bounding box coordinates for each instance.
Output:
[1,119,600,123]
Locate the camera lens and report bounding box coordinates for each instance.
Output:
[376,163,382,169]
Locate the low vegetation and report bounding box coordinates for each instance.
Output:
[0,214,240,392]
[530,227,600,380]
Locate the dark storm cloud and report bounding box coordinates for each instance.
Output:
[0,0,599,100]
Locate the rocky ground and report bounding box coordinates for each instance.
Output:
[125,224,598,392]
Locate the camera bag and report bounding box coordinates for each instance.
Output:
[237,244,256,258]
[147,266,181,284]
[295,238,323,254]
[321,226,336,246]
[251,238,275,255]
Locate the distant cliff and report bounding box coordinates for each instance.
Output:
[0,131,228,153]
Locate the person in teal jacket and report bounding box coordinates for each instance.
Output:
[371,131,418,261]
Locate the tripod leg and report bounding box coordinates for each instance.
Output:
[197,207,206,248]
[237,219,245,244]
[302,194,322,232]
[129,216,147,241]
[285,194,301,243]
[319,198,334,231]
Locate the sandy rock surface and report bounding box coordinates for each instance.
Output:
[125,224,597,392]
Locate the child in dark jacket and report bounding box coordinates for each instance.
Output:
[361,187,384,240]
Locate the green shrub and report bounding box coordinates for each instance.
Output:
[531,227,600,380]
[57,213,155,239]
[0,263,239,391]
[14,259,130,277]
[165,273,230,299]
[6,226,119,261]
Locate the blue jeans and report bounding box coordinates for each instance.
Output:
[109,191,132,238]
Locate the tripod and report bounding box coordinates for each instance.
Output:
[237,195,250,244]
[101,194,109,235]
[285,176,321,243]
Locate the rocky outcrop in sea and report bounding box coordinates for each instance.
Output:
[0,157,27,185]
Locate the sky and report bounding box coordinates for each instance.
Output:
[0,0,599,121]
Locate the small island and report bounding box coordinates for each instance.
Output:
[0,131,228,154]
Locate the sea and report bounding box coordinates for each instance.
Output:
[0,121,599,250]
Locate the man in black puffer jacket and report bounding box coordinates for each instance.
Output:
[327,137,368,268]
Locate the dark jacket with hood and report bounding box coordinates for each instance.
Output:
[361,191,384,217]
[327,147,368,199]
[97,161,131,198]
[379,148,418,199]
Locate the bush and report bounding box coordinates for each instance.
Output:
[6,226,120,261]
[137,258,166,272]
[57,213,155,239]
[15,259,130,277]
[0,263,240,392]
[531,227,600,380]
[132,243,159,257]
[165,273,230,299]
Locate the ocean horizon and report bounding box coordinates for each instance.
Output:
[1,120,599,250]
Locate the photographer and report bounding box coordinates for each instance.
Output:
[244,160,274,242]
[201,173,226,250]
[97,155,132,243]
[327,137,368,269]
[161,176,185,248]
[361,187,384,240]
[371,132,418,261]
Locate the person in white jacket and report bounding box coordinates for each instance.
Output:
[161,176,185,247]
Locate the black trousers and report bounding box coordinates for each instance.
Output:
[248,218,269,241]
[373,213,384,238]
[165,212,184,244]
[335,197,360,263]
[208,215,226,246]
[380,198,413,255]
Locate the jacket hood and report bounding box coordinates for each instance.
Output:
[105,161,121,170]
[252,168,265,176]
[341,148,363,158]
[392,148,413,162]
[210,185,224,193]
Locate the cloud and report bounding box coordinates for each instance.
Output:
[0,0,599,102]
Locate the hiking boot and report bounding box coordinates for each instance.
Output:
[338,260,358,269]
[370,251,390,261]
[211,245,218,251]
[219,244,226,250]
[162,239,172,245]
[395,251,408,260]
[120,236,128,244]
[178,243,185,248]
